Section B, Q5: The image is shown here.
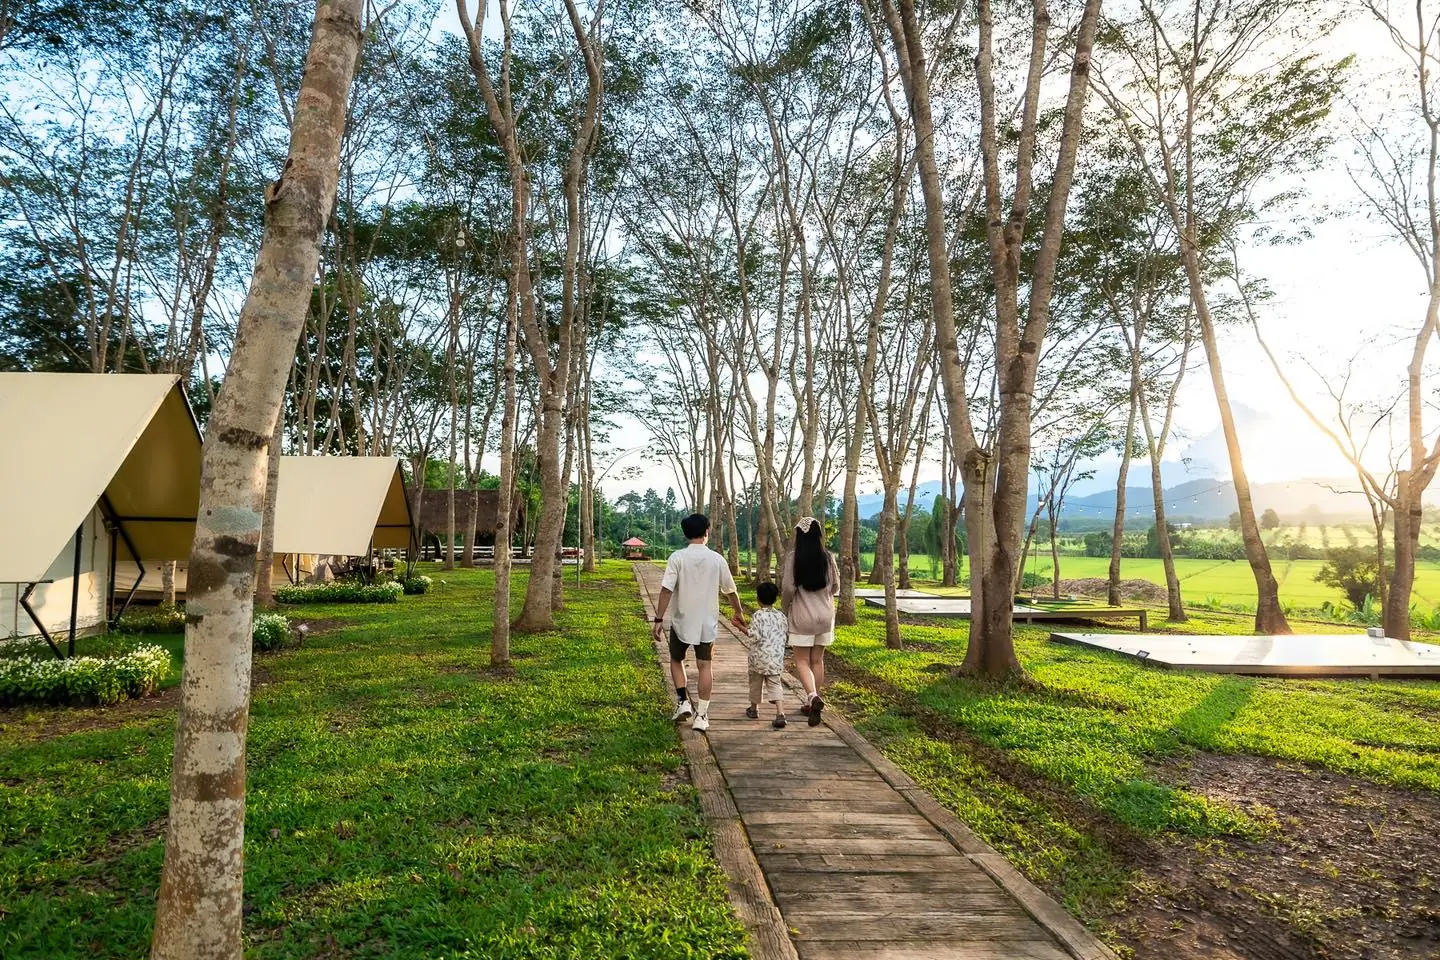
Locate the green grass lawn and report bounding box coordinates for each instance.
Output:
[975,554,1440,611]
[816,600,1440,946]
[0,562,747,959]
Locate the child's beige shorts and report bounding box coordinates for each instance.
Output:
[749,671,783,703]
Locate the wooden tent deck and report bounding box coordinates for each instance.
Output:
[862,592,1149,631]
[634,564,1117,960]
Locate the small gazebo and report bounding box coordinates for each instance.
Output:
[621,537,648,560]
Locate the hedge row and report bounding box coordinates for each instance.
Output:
[0,644,171,707]
[275,581,403,604]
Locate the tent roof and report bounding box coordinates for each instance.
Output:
[622,537,647,546]
[0,373,202,583]
[273,456,413,556]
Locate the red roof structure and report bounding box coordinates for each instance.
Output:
[622,537,647,547]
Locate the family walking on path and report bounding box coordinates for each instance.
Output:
[650,512,840,731]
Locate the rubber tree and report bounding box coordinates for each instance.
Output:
[876,0,1105,678]
[149,2,364,956]
[1091,0,1348,633]
[1240,0,1440,640]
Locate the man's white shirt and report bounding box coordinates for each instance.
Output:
[661,543,737,645]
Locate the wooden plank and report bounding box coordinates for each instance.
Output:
[750,837,963,857]
[744,811,936,827]
[745,818,939,841]
[967,855,1118,960]
[759,854,982,874]
[726,781,902,801]
[765,871,998,895]
[717,764,883,782]
[790,915,1052,941]
[736,797,918,817]
[775,891,1018,915]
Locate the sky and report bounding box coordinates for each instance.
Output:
[432,4,1431,501]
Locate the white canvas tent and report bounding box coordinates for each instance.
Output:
[273,456,414,557]
[0,373,202,647]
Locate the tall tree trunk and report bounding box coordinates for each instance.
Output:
[1108,386,1137,606]
[150,4,363,956]
[838,183,892,618]
[254,409,285,609]
[1387,471,1419,638]
[1183,251,1288,633]
[161,562,177,606]
[873,485,897,589]
[897,442,924,591]
[883,0,1101,679]
[1149,454,1185,622]
[1047,499,1061,600]
[580,411,596,573]
[462,493,479,568]
[492,264,521,668]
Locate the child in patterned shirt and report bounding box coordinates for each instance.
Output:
[746,581,789,729]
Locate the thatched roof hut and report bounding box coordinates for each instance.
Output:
[406,488,522,540]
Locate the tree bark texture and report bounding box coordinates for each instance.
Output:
[253,408,285,609]
[150,3,363,956]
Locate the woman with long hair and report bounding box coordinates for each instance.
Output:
[781,516,840,726]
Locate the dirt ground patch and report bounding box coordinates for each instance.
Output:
[291,617,347,637]
[1057,577,1169,604]
[825,657,1440,960]
[1131,752,1440,960]
[0,686,179,743]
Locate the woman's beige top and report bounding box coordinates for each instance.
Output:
[780,551,840,635]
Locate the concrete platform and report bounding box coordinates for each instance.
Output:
[864,597,1046,615]
[852,588,940,600]
[1051,631,1440,677]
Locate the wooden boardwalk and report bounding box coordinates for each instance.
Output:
[634,563,1117,960]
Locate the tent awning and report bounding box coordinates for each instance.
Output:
[273,456,413,556]
[0,373,202,583]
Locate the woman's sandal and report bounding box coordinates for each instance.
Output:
[807,695,824,727]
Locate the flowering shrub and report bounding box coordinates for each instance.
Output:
[275,581,403,604]
[252,613,294,651]
[0,644,171,707]
[402,575,433,595]
[116,603,186,634]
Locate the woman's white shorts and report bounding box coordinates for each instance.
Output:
[788,631,834,648]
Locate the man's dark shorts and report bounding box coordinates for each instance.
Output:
[669,629,713,663]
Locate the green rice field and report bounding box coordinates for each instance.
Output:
[1009,555,1440,608]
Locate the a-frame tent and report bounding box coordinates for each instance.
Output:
[0,373,202,652]
[272,456,414,578]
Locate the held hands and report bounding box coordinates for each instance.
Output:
[729,612,748,635]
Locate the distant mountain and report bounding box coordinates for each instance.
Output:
[857,481,945,520]
[859,476,1384,523]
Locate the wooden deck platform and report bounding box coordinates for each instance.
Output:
[634,563,1117,960]
[862,594,1148,631]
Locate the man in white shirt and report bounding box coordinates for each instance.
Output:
[651,513,746,731]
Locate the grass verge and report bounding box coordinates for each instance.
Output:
[1,562,748,959]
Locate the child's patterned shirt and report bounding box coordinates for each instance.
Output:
[747,607,788,676]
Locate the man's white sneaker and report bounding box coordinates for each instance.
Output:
[691,713,710,732]
[671,700,693,722]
